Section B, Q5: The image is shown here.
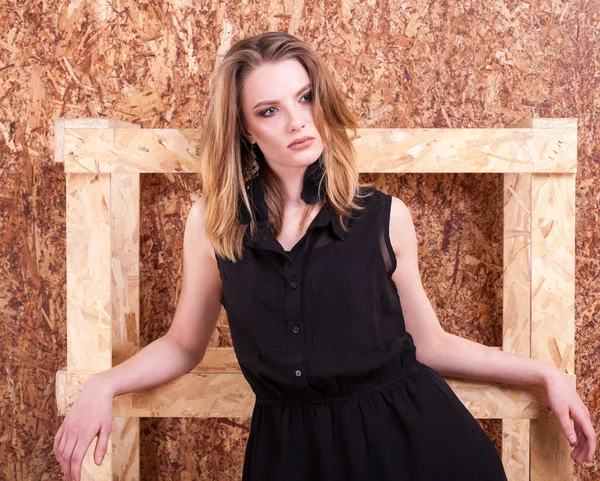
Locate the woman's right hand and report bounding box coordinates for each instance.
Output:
[53,374,114,481]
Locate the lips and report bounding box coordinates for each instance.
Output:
[288,136,314,148]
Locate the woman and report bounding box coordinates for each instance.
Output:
[54,32,595,481]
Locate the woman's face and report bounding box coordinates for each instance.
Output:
[240,59,324,173]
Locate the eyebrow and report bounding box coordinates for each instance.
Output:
[252,83,312,110]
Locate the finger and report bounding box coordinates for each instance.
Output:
[572,408,597,463]
[586,427,597,462]
[94,423,110,466]
[70,437,88,481]
[571,423,584,454]
[556,408,576,445]
[576,439,589,464]
[57,428,69,458]
[572,437,587,464]
[57,431,70,476]
[61,435,78,480]
[54,434,61,465]
[54,423,65,458]
[570,417,586,462]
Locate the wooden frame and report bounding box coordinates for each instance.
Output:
[54,117,577,480]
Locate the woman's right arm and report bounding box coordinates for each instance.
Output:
[96,194,224,396]
[94,334,206,398]
[54,195,223,480]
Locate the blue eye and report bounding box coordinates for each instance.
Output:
[259,91,313,118]
[260,107,276,117]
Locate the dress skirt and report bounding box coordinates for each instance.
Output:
[242,360,508,481]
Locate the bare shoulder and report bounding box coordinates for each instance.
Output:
[187,195,207,232]
[387,195,447,362]
[186,197,216,258]
[166,195,222,362]
[186,196,209,243]
[388,195,418,261]
[184,195,220,283]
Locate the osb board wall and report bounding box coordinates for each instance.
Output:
[1,2,598,481]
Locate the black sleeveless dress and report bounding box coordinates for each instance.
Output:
[215,187,508,481]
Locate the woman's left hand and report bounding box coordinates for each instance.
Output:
[544,368,597,465]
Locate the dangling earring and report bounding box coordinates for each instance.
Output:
[237,142,269,225]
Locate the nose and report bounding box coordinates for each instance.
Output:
[287,107,305,132]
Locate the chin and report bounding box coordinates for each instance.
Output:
[297,144,323,159]
[301,152,322,166]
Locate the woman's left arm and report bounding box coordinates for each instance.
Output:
[387,195,597,466]
[426,333,596,465]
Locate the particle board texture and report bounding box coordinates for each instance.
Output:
[1,2,599,481]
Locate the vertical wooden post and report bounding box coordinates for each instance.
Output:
[110,173,141,480]
[529,119,577,480]
[502,169,532,480]
[57,118,141,480]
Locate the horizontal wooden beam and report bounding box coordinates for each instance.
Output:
[56,349,575,419]
[57,119,577,174]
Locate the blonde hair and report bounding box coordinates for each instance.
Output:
[198,31,373,263]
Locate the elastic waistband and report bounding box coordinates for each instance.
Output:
[255,361,425,407]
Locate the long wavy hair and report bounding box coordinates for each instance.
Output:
[198,32,373,263]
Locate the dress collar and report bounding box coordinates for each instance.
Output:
[242,200,347,251]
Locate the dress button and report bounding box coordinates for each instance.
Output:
[293,326,300,334]
[295,369,302,377]
[290,281,298,288]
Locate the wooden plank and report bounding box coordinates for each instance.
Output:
[353,122,576,173]
[54,118,140,164]
[502,172,533,358]
[111,173,141,480]
[192,346,245,372]
[65,171,112,480]
[501,117,535,480]
[111,173,142,365]
[530,173,576,480]
[530,174,576,371]
[54,118,141,165]
[55,359,576,420]
[60,122,577,174]
[66,173,113,372]
[59,118,141,481]
[502,171,532,481]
